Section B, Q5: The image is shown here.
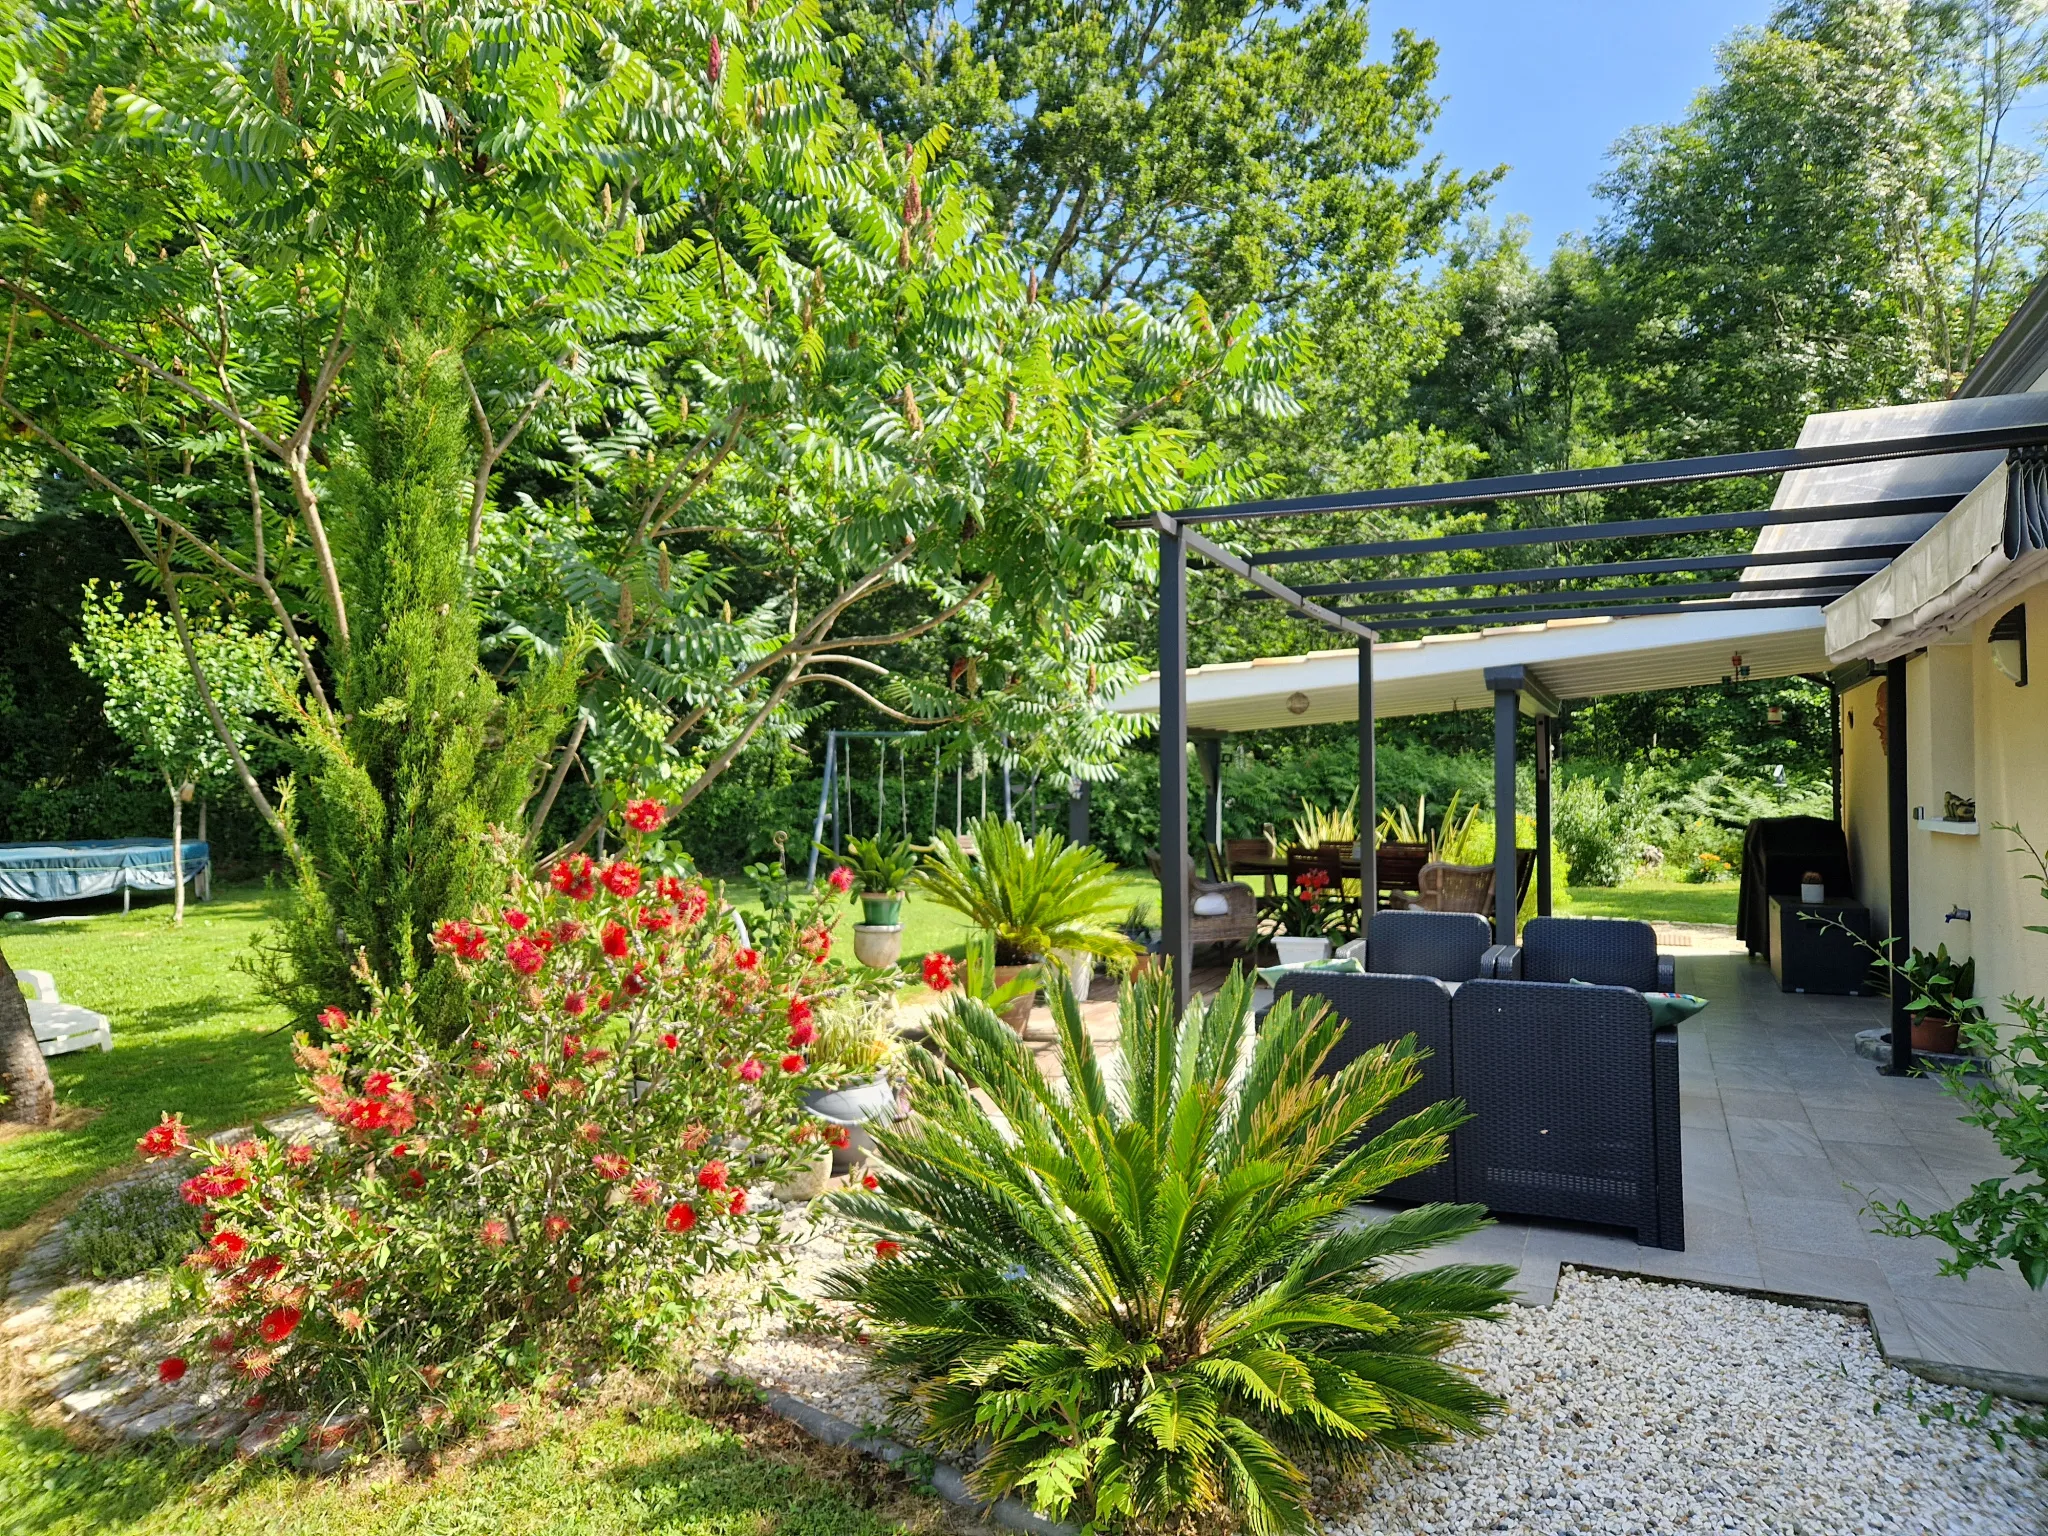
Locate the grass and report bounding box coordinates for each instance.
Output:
[0,1391,943,1536]
[0,884,298,1231]
[1559,879,1738,926]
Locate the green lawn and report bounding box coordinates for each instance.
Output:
[0,884,298,1231]
[1558,879,1738,926]
[0,1396,935,1536]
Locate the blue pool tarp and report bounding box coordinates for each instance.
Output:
[0,840,210,904]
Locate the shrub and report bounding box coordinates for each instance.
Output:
[829,970,1514,1533]
[141,803,842,1439]
[916,817,1135,967]
[1553,768,1657,888]
[64,1174,201,1279]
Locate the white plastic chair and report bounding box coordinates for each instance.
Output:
[15,970,112,1057]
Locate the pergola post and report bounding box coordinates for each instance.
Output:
[1534,713,1553,918]
[1068,776,1091,846]
[1883,655,1915,1076]
[1492,686,1519,944]
[1358,639,1376,928]
[1159,522,1192,1014]
[1196,736,1224,860]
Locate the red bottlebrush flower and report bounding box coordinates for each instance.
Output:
[543,1213,571,1240]
[567,1274,585,1294]
[638,904,675,932]
[432,919,490,959]
[726,1187,748,1216]
[592,1152,631,1180]
[787,1020,816,1050]
[137,1113,190,1160]
[504,908,531,930]
[597,991,617,1013]
[661,1032,679,1051]
[664,1201,696,1233]
[780,1053,806,1075]
[629,1176,659,1206]
[707,32,723,83]
[563,1035,584,1061]
[362,1071,394,1100]
[601,921,631,960]
[577,1120,602,1144]
[792,1121,818,1144]
[737,1056,763,1083]
[317,1005,350,1033]
[623,963,650,997]
[827,865,855,894]
[551,853,598,901]
[479,1218,512,1249]
[674,884,709,924]
[180,1166,249,1205]
[696,1159,728,1192]
[505,937,546,976]
[800,925,832,962]
[563,990,589,1016]
[285,1142,316,1169]
[159,1357,188,1384]
[824,1124,852,1150]
[599,860,643,898]
[624,798,668,832]
[788,996,814,1031]
[520,1074,552,1103]
[258,1306,302,1344]
[862,1172,880,1191]
[209,1332,236,1355]
[873,1240,901,1260]
[403,1167,425,1191]
[680,1122,710,1151]
[922,952,957,992]
[242,1254,284,1282]
[337,1308,366,1334]
[210,1230,249,1263]
[553,918,586,945]
[734,947,760,972]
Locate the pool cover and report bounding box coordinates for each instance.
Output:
[0,839,210,904]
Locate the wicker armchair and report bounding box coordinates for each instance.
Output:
[1449,978,1684,1249]
[1493,916,1677,992]
[1334,909,1500,982]
[1272,970,1457,1204]
[1145,852,1260,950]
[1415,848,1538,920]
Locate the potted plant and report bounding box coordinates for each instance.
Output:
[1272,867,1337,967]
[796,991,906,1179]
[1118,901,1159,977]
[915,817,1135,1035]
[1896,943,1982,1055]
[825,833,919,967]
[922,931,1043,1035]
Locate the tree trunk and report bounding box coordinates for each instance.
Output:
[0,943,55,1127]
[169,777,187,925]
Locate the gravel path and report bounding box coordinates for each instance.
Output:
[730,1239,2047,1535]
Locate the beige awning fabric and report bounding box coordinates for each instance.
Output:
[1823,463,2048,662]
[1112,605,1829,732]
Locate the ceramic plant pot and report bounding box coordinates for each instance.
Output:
[1052,948,1095,1008]
[852,923,904,968]
[1271,934,1333,968]
[990,963,1038,1036]
[1910,1013,1962,1055]
[804,1075,901,1172]
[772,1143,836,1202]
[859,892,905,926]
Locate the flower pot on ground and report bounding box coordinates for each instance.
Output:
[913,816,1135,981]
[859,893,905,926]
[1897,942,1982,1058]
[1910,1014,1963,1054]
[852,923,904,968]
[990,964,1038,1035]
[1271,934,1333,967]
[804,1075,900,1171]
[773,1141,836,1201]
[1052,947,1095,1007]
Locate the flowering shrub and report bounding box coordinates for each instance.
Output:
[142,811,845,1435]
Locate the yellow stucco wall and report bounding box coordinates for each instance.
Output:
[1840,676,1889,934]
[1963,581,2048,1023]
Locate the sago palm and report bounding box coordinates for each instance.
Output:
[828,969,1514,1535]
[915,816,1135,966]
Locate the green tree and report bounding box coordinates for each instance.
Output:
[69,582,287,922]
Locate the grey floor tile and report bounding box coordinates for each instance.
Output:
[1803,1105,1907,1144]
[1727,1114,1826,1159]
[1757,1247,1893,1306]
[1731,1147,1843,1198]
[1898,1298,2048,1378]
[1820,1141,1944,1207]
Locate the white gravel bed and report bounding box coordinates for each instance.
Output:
[1326,1269,2046,1535]
[730,1238,2045,1536]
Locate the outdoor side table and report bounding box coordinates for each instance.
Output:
[1768,897,1873,995]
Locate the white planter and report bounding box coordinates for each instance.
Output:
[804,1075,900,1173]
[772,1144,836,1202]
[852,923,904,968]
[1052,948,1095,1007]
[1271,934,1332,967]
[1800,882,1826,904]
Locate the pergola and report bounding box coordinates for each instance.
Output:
[1122,402,2048,1075]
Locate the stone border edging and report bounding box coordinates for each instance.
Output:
[744,1381,1076,1536]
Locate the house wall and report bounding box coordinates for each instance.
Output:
[1840,579,2048,1026]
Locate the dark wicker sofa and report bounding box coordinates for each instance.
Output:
[1490,915,1677,992]
[1334,909,1503,983]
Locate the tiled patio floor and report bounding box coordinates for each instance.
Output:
[1014,949,2048,1402]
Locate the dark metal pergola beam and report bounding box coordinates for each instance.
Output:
[1247,496,1955,568]
[1117,420,2044,528]
[1263,545,1902,599]
[1334,576,1858,620]
[1345,595,1846,633]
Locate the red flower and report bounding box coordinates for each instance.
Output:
[873,1240,901,1260]
[432,919,490,960]
[664,1201,697,1233]
[696,1159,728,1192]
[209,1332,236,1355]
[563,991,589,1016]
[563,1036,584,1060]
[521,1074,552,1103]
[726,1187,748,1216]
[673,884,709,924]
[599,860,643,899]
[362,1071,394,1100]
[258,1306,302,1344]
[553,918,586,944]
[624,798,668,832]
[922,952,957,992]
[623,963,650,997]
[243,1254,284,1282]
[210,1231,249,1263]
[543,1213,571,1240]
[827,865,855,894]
[862,1172,880,1191]
[661,1031,679,1051]
[788,997,815,1030]
[505,937,546,976]
[707,32,723,83]
[787,1020,816,1050]
[567,1274,585,1294]
[593,1152,631,1180]
[737,1057,763,1083]
[285,1142,316,1169]
[480,1217,512,1249]
[550,854,598,901]
[158,1357,188,1384]
[800,925,832,962]
[824,1124,852,1150]
[578,1121,602,1144]
[601,921,631,960]
[780,1054,806,1075]
[317,1006,350,1033]
[734,947,760,972]
[504,909,531,930]
[180,1166,249,1205]
[638,904,676,932]
[630,1176,659,1207]
[137,1113,190,1161]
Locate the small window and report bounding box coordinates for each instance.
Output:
[1990,604,2028,687]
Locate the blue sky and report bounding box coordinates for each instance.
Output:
[1370,1,1779,255]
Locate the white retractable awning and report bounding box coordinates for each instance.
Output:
[1111,604,1828,732]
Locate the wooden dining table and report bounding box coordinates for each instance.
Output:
[1226,843,1432,910]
